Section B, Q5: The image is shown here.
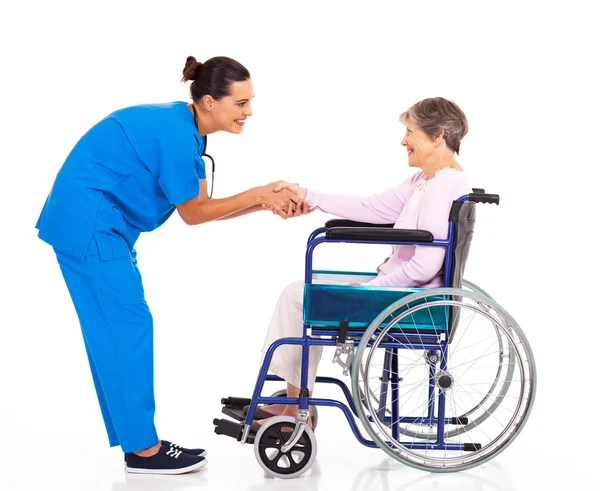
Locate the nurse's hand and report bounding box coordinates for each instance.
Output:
[260,199,311,218]
[258,182,300,219]
[269,181,311,219]
[265,188,312,219]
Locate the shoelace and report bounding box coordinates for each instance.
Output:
[166,446,182,459]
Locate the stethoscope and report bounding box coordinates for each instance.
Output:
[191,104,215,199]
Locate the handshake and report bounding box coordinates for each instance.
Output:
[255,180,361,287]
[256,180,312,220]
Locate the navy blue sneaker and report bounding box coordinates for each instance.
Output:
[125,444,207,474]
[162,440,207,457]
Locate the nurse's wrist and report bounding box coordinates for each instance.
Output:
[251,185,267,205]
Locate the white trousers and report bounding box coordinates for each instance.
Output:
[260,280,337,391]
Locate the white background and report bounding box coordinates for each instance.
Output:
[1,0,598,489]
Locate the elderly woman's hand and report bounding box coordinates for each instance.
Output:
[285,199,312,218]
[274,182,307,201]
[257,181,304,219]
[261,181,311,219]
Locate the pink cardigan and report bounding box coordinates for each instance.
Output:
[305,168,470,287]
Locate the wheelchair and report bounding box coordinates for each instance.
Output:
[213,189,536,478]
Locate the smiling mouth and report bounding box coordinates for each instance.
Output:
[235,119,246,127]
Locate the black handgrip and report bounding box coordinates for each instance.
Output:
[468,193,499,205]
[326,227,434,242]
[221,397,251,408]
[325,219,394,229]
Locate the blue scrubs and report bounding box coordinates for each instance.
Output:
[36,102,205,452]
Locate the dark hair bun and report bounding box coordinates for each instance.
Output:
[181,56,203,82]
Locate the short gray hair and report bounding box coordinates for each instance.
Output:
[400,98,469,154]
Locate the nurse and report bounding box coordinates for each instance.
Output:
[35,55,305,475]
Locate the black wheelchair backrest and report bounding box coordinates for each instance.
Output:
[447,200,476,288]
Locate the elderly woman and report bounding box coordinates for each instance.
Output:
[254,97,471,429]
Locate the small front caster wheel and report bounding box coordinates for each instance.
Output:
[254,416,317,479]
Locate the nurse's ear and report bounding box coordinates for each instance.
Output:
[200,94,215,111]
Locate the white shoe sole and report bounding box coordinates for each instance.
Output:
[125,458,207,475]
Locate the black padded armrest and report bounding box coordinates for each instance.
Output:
[325,219,394,229]
[326,227,434,242]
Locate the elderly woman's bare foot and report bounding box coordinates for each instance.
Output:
[258,404,287,416]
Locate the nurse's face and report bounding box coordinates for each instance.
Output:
[212,79,254,134]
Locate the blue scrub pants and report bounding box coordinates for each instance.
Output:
[54,237,158,453]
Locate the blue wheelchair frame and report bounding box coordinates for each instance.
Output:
[241,194,474,451]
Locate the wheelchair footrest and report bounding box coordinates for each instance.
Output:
[213,418,255,444]
[221,406,246,422]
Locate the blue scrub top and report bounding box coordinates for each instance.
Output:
[36,102,206,259]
